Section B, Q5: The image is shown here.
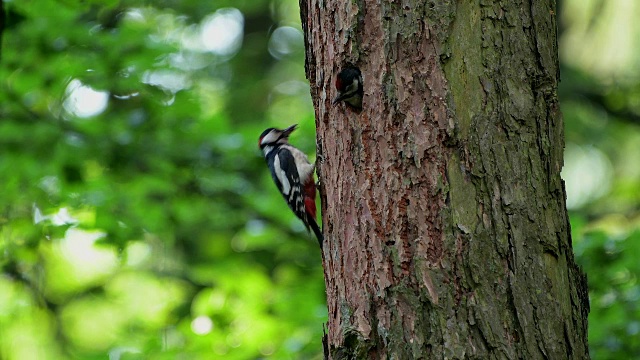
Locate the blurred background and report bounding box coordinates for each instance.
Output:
[0,0,638,359]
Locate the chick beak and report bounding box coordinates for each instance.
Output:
[332,93,343,106]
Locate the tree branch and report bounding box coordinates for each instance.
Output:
[572,91,640,126]
[560,65,640,126]
[0,0,5,61]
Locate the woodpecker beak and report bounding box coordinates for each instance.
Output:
[282,124,297,137]
[332,93,344,106]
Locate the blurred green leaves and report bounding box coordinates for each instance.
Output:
[1,0,639,358]
[559,2,640,357]
[1,0,322,359]
[572,218,640,358]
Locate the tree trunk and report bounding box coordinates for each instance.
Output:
[300,0,590,359]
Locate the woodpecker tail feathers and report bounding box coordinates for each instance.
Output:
[309,218,323,248]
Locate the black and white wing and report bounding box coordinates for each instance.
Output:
[271,147,308,228]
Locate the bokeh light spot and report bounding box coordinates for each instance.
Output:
[200,8,244,56]
[63,79,109,118]
[191,315,214,335]
[268,26,303,59]
[562,144,613,209]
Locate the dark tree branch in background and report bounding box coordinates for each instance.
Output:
[560,65,640,126]
[570,91,640,126]
[0,0,5,60]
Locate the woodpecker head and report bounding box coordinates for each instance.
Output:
[258,124,297,151]
[333,67,363,110]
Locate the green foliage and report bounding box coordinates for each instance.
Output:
[559,1,640,358]
[1,0,639,359]
[1,0,323,359]
[572,220,640,358]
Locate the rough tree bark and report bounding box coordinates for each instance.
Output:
[300,0,589,359]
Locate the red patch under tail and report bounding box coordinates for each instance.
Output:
[303,179,317,219]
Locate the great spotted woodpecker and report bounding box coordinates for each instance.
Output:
[259,124,323,246]
[332,67,363,110]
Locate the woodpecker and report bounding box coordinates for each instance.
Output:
[258,124,323,246]
[332,67,363,110]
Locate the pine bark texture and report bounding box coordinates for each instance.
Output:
[300,0,589,359]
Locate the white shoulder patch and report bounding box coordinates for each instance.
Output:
[282,144,314,183]
[274,154,291,195]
